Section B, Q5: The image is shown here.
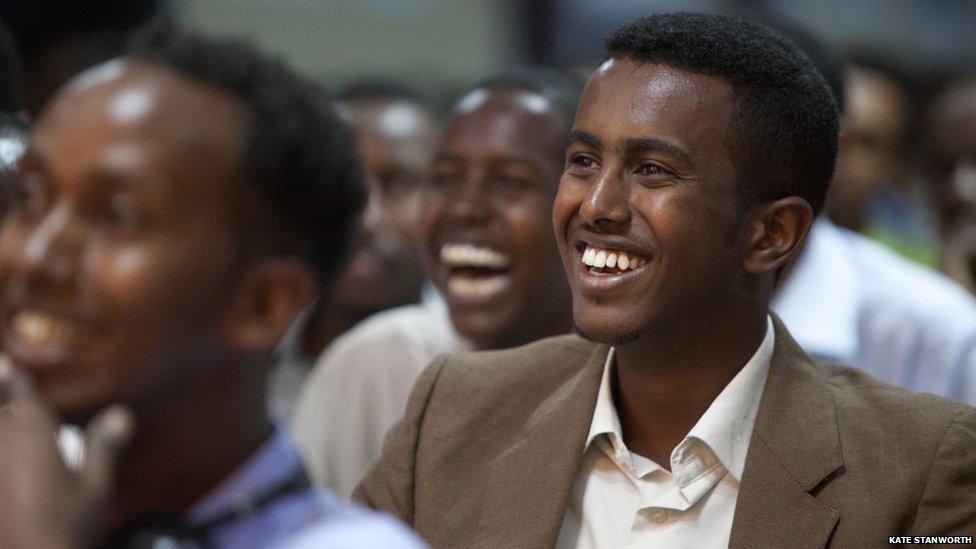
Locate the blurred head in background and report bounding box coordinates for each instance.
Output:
[423,68,580,350]
[290,80,438,361]
[924,77,976,289]
[0,23,362,427]
[326,82,437,323]
[828,64,913,231]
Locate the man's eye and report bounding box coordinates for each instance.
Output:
[492,175,530,190]
[102,195,149,231]
[431,172,462,189]
[9,173,50,217]
[567,154,595,169]
[379,171,422,195]
[635,163,670,176]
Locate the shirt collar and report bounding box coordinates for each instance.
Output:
[187,428,304,526]
[771,217,861,361]
[686,315,774,481]
[585,315,775,483]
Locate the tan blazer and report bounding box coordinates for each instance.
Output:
[354,318,976,548]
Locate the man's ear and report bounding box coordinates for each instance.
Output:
[221,259,319,352]
[741,197,814,275]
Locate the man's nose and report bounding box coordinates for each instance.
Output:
[446,170,491,223]
[360,175,384,235]
[579,168,630,230]
[21,204,83,284]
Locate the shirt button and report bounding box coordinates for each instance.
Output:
[653,509,668,524]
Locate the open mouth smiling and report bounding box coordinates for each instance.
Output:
[572,238,652,293]
[580,244,647,275]
[3,307,98,371]
[439,243,514,300]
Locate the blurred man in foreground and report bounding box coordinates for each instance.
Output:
[293,69,579,496]
[355,13,976,547]
[0,25,422,548]
[269,81,438,419]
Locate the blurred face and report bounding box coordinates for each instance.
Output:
[828,67,910,228]
[423,88,570,349]
[328,99,436,316]
[554,60,745,345]
[926,81,976,233]
[0,61,245,422]
[925,81,976,290]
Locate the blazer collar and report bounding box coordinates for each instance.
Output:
[475,317,845,549]
[729,314,843,548]
[477,338,608,549]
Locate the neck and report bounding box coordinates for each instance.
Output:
[96,362,273,537]
[612,306,768,469]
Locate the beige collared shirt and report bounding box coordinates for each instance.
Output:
[556,316,775,549]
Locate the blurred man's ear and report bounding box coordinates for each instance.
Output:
[741,196,814,276]
[221,259,318,352]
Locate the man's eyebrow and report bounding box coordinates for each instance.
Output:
[624,137,695,168]
[567,130,602,151]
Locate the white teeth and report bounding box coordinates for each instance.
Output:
[439,243,511,269]
[580,245,645,271]
[583,247,596,264]
[13,311,80,346]
[594,250,607,268]
[447,274,510,298]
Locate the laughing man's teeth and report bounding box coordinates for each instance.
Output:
[594,250,606,268]
[581,245,645,270]
[13,310,80,346]
[440,243,511,269]
[447,274,510,298]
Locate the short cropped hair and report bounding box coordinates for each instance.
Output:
[127,23,363,286]
[472,66,585,136]
[605,12,839,215]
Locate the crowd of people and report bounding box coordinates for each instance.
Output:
[0,6,973,549]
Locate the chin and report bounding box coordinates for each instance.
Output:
[571,314,643,347]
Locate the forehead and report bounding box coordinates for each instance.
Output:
[340,99,436,162]
[576,59,734,152]
[438,88,564,158]
[32,60,246,186]
[341,99,435,140]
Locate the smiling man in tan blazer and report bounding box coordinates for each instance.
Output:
[355,12,976,548]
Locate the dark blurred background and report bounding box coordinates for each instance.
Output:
[4,0,975,110]
[4,0,976,275]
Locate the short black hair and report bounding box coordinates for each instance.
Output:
[472,65,585,136]
[127,23,363,287]
[605,12,839,216]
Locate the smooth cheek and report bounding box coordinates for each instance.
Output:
[386,192,423,241]
[95,240,226,340]
[0,224,25,283]
[552,180,585,259]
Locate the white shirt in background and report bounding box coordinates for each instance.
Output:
[556,316,774,549]
[292,298,469,497]
[773,218,976,404]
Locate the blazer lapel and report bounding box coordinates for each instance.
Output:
[476,341,608,549]
[730,316,843,549]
